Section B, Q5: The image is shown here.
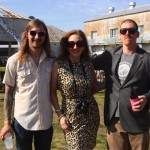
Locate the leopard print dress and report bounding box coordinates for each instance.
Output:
[58,59,100,150]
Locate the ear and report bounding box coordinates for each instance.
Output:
[26,31,29,39]
[136,31,140,38]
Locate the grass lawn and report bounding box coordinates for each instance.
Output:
[0,67,5,72]
[0,91,107,150]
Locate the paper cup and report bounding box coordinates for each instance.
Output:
[130,97,140,111]
[4,133,13,149]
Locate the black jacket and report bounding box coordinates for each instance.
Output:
[92,46,150,132]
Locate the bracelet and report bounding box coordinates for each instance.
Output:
[58,114,65,121]
[55,109,61,113]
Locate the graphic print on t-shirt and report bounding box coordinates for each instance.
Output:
[118,61,131,82]
[118,53,135,85]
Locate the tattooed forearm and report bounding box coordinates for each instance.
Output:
[4,85,14,124]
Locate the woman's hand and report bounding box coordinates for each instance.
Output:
[59,116,72,132]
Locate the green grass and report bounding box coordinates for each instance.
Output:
[0,93,6,150]
[0,67,5,72]
[0,91,107,150]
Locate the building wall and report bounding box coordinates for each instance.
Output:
[50,42,61,57]
[85,12,150,36]
[84,10,150,52]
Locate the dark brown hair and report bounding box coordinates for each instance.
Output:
[17,19,51,61]
[58,29,91,61]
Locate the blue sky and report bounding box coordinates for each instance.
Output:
[0,0,149,32]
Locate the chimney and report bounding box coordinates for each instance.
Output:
[129,2,136,9]
[109,7,115,13]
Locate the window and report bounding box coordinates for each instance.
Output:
[138,25,144,35]
[110,28,118,37]
[91,31,97,39]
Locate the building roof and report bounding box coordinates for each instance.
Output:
[85,4,150,22]
[0,6,29,19]
[0,5,65,43]
[47,26,65,42]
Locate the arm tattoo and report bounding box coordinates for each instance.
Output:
[4,86,14,124]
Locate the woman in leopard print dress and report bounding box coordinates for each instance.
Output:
[51,30,100,150]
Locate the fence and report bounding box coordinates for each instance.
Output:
[95,70,105,82]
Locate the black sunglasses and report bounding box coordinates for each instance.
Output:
[29,30,46,37]
[120,28,137,35]
[68,41,85,48]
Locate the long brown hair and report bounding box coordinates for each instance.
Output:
[59,29,91,61]
[17,19,51,61]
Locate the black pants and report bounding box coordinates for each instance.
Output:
[12,119,53,150]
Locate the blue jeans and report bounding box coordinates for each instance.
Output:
[12,118,53,150]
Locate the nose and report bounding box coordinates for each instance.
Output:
[34,33,39,38]
[125,30,130,35]
[73,44,77,48]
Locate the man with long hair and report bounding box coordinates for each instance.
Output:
[0,19,54,150]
